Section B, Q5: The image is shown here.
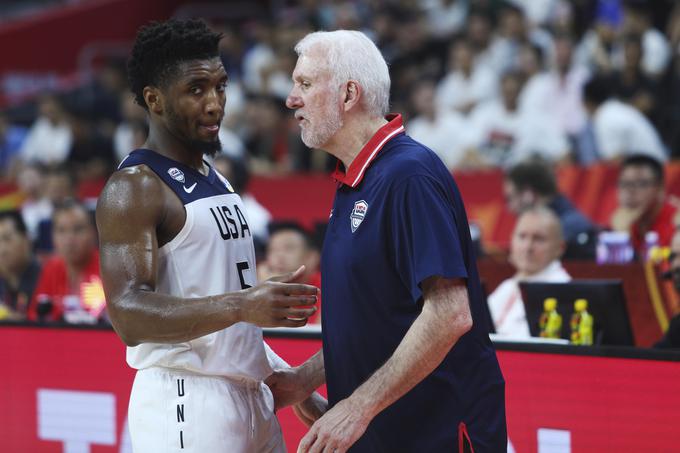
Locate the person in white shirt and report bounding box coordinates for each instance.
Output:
[583,76,666,162]
[520,33,589,137]
[20,94,72,166]
[467,71,569,167]
[488,206,570,338]
[407,79,473,169]
[435,38,498,115]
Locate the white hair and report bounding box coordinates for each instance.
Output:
[294,30,391,118]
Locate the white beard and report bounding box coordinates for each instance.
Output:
[300,102,344,149]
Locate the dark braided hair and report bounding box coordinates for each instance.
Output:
[127,19,222,109]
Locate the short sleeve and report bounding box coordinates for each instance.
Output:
[389,174,469,303]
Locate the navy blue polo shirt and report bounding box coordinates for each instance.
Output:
[321,115,506,452]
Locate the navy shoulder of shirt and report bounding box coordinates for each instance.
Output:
[118,148,235,204]
[322,115,506,452]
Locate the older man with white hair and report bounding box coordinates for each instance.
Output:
[488,207,571,338]
[273,29,507,453]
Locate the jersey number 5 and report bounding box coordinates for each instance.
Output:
[236,261,252,289]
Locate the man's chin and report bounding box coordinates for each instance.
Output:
[190,138,222,157]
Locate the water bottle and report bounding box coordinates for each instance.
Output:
[570,299,594,345]
[538,297,562,339]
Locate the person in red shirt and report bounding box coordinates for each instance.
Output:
[262,221,322,323]
[30,199,104,324]
[611,154,680,255]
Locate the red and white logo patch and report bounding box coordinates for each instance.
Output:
[350,200,368,233]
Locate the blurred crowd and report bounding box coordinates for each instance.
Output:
[2,0,680,340]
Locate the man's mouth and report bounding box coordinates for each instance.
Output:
[200,123,220,134]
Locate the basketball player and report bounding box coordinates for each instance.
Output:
[285,31,507,452]
[96,19,319,452]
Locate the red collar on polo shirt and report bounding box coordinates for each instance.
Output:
[331,113,405,188]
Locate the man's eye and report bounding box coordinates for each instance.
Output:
[191,87,202,95]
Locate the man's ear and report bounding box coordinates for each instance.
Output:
[343,80,361,111]
[143,86,163,115]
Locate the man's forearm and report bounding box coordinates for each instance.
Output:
[298,349,326,392]
[349,279,472,418]
[110,289,245,346]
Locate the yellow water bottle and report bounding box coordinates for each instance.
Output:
[538,298,562,339]
[570,299,594,345]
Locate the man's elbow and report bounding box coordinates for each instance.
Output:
[454,310,473,336]
[107,299,142,347]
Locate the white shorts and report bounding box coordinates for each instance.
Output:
[128,367,285,453]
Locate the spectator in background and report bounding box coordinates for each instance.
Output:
[655,227,680,349]
[611,154,680,255]
[611,33,658,119]
[29,199,104,325]
[212,154,272,250]
[0,112,27,180]
[575,0,623,75]
[19,94,72,166]
[464,8,496,73]
[581,76,666,163]
[34,164,78,254]
[621,1,670,78]
[505,160,597,258]
[487,2,553,74]
[66,104,116,183]
[488,207,570,338]
[407,79,472,170]
[435,38,498,115]
[113,94,148,163]
[0,211,40,321]
[17,163,51,241]
[422,0,469,38]
[242,94,305,173]
[466,71,569,168]
[262,222,321,324]
[520,33,589,138]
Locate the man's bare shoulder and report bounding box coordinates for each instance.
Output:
[97,165,165,223]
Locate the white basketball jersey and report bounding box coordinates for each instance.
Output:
[118,149,272,381]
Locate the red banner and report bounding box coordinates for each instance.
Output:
[2,326,680,452]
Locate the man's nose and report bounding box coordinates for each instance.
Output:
[286,90,302,110]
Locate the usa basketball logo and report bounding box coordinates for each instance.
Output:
[350,200,368,233]
[168,167,185,184]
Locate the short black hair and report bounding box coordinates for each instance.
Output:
[583,76,612,106]
[52,198,95,226]
[506,160,558,197]
[268,221,317,250]
[0,210,27,235]
[620,153,664,184]
[127,18,222,109]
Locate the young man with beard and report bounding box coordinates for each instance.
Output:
[96,19,323,452]
[282,30,507,452]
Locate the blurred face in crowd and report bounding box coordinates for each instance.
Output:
[510,210,564,277]
[411,82,436,118]
[17,165,45,199]
[451,41,474,73]
[554,38,573,73]
[266,229,318,276]
[617,165,663,215]
[45,172,75,205]
[53,206,96,268]
[287,47,344,149]
[503,180,537,213]
[501,75,522,110]
[39,96,64,125]
[0,218,31,276]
